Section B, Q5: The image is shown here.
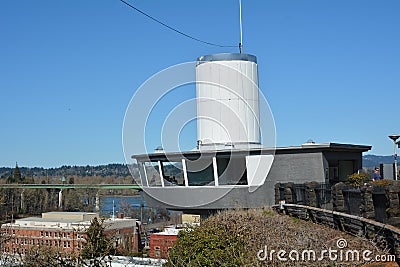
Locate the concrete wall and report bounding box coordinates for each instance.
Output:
[268,152,326,183]
[42,212,97,221]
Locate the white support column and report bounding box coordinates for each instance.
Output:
[58,189,63,209]
[212,156,219,186]
[182,159,189,187]
[20,189,25,211]
[158,161,165,187]
[141,162,149,187]
[95,191,100,213]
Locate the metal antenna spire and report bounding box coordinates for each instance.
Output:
[239,0,243,53]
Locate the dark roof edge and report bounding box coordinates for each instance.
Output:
[132,143,372,161]
[197,53,257,65]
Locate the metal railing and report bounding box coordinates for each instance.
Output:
[293,184,306,205]
[342,188,362,216]
[315,183,332,208]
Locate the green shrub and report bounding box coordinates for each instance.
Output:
[167,222,248,266]
[346,173,369,186]
[372,179,392,186]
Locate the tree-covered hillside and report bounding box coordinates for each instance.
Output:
[0,163,137,179]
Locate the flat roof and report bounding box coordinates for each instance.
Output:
[197,53,257,65]
[2,217,137,231]
[16,217,84,223]
[132,143,371,162]
[43,212,97,215]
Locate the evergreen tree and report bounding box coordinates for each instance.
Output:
[81,217,114,260]
[6,174,15,184]
[14,163,22,182]
[24,170,35,184]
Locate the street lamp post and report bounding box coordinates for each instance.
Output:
[389,134,400,180]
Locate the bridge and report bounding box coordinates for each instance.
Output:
[0,184,142,211]
[0,184,142,190]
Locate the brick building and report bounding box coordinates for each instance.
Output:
[0,212,141,256]
[149,227,181,259]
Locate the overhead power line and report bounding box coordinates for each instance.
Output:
[118,0,238,48]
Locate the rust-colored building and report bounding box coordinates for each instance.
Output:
[0,212,140,255]
[149,228,180,259]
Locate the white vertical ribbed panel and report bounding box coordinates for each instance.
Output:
[196,54,260,149]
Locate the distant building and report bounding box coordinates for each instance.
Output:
[0,212,141,255]
[380,163,396,180]
[181,214,200,226]
[149,227,182,259]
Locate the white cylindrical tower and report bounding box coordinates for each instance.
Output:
[196,53,261,150]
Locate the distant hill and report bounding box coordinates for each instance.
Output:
[362,154,395,168]
[0,163,137,179]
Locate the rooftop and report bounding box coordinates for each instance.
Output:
[151,227,182,236]
[133,142,372,162]
[1,212,137,231]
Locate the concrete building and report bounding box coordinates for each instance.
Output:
[131,53,371,214]
[134,142,370,214]
[0,212,141,256]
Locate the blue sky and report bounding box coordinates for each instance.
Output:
[1,0,399,168]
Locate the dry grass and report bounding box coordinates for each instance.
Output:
[168,208,393,267]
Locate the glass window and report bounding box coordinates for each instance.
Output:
[162,162,185,186]
[154,246,161,257]
[144,162,162,187]
[218,157,247,185]
[187,158,214,186]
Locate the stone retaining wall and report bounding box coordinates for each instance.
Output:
[275,180,400,228]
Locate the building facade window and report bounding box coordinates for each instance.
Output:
[154,246,161,257]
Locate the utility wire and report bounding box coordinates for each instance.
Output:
[118,0,238,48]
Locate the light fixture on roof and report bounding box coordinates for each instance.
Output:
[302,139,316,146]
[154,146,164,153]
[388,134,400,180]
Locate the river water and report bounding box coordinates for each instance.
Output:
[100,195,146,217]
